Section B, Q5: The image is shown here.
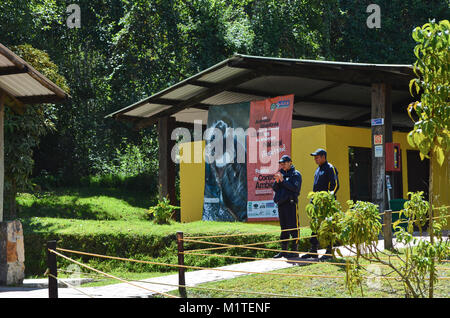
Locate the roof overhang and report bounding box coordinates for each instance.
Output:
[106,54,417,131]
[0,43,69,113]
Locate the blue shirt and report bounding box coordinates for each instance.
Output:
[313,161,339,194]
[272,165,302,205]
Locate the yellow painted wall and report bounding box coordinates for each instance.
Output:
[291,125,326,226]
[179,140,205,223]
[179,125,449,228]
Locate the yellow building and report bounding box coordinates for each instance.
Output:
[180,124,449,228]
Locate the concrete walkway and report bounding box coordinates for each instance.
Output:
[0,235,437,298]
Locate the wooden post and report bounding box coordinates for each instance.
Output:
[158,116,177,204]
[176,231,187,298]
[371,83,392,214]
[0,92,4,222]
[383,210,393,250]
[47,240,58,298]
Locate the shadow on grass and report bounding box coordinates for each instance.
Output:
[18,186,158,221]
[20,199,114,220]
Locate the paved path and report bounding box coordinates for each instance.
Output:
[0,235,435,298]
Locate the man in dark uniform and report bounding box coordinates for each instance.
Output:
[301,148,339,261]
[272,155,302,259]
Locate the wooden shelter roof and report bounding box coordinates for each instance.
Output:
[107,54,416,131]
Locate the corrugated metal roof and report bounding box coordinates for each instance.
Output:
[107,53,416,130]
[124,104,171,117]
[198,66,248,83]
[0,73,54,97]
[202,91,265,105]
[0,43,69,106]
[160,84,208,100]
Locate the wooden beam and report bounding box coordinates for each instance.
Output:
[0,88,25,114]
[301,82,342,99]
[16,94,64,105]
[133,71,260,130]
[158,116,177,204]
[0,92,4,222]
[0,66,28,76]
[292,114,369,127]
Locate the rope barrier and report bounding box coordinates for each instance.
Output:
[183,251,450,271]
[49,249,178,298]
[51,246,450,291]
[185,226,316,240]
[185,236,309,254]
[182,238,334,257]
[54,247,344,279]
[46,273,95,298]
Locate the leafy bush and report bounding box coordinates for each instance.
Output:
[146,197,180,224]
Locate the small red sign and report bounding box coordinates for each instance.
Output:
[374,135,383,145]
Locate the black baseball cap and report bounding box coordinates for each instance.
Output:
[310,148,327,156]
[279,155,292,163]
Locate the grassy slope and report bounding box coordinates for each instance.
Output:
[17,188,311,278]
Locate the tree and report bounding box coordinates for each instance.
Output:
[407,18,450,298]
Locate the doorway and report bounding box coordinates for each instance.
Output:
[349,147,372,202]
[406,150,429,201]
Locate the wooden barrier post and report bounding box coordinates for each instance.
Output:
[176,231,187,298]
[383,210,393,250]
[47,240,58,298]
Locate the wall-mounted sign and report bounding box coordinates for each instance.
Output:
[374,145,383,158]
[374,134,383,145]
[371,118,384,126]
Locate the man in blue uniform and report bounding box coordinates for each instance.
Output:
[272,155,302,258]
[301,148,339,261]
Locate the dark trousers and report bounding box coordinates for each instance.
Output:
[309,232,332,251]
[278,202,299,242]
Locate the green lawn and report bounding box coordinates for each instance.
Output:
[165,257,450,298]
[17,187,448,298]
[17,187,302,278]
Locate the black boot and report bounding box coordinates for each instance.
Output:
[300,237,319,259]
[286,241,299,258]
[273,242,289,258]
[320,246,334,261]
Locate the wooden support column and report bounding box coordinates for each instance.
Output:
[158,116,177,204]
[0,92,4,222]
[371,83,392,213]
[383,210,393,250]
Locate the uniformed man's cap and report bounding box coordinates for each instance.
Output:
[310,148,327,156]
[279,155,292,163]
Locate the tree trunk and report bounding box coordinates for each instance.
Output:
[428,153,434,298]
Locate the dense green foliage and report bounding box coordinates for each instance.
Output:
[407,19,450,165]
[1,1,449,213]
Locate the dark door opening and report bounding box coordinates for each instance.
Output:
[406,150,429,201]
[349,147,372,202]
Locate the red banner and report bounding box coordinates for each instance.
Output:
[246,95,294,221]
